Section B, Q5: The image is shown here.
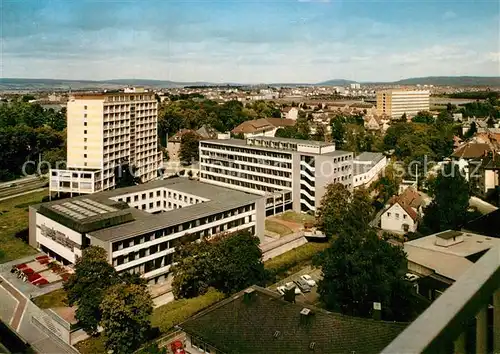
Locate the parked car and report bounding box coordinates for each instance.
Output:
[300,274,316,287]
[294,279,311,293]
[276,286,286,295]
[285,282,302,295]
[405,273,419,282]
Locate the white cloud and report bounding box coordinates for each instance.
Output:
[443,11,457,20]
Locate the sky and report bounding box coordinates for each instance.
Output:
[1,0,499,83]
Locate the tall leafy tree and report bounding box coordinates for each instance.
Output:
[100,283,153,354]
[464,121,478,139]
[316,183,374,239]
[422,163,470,233]
[317,228,418,321]
[411,111,435,124]
[172,231,266,298]
[179,131,201,165]
[64,246,119,334]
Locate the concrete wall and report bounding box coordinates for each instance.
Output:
[255,197,266,243]
[314,153,354,210]
[291,153,302,212]
[28,207,38,248]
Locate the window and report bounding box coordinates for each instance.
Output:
[403,214,407,220]
[126,196,131,203]
[149,192,153,198]
[142,193,146,199]
[84,130,87,134]
[84,146,87,150]
[387,212,391,217]
[84,162,87,166]
[149,202,153,209]
[84,121,87,126]
[84,105,87,110]
[134,195,139,201]
[84,154,87,158]
[84,113,87,118]
[395,213,400,220]
[84,138,87,142]
[157,190,161,197]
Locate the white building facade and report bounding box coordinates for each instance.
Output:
[30,178,265,285]
[376,90,430,119]
[353,152,387,188]
[199,136,353,215]
[50,88,161,195]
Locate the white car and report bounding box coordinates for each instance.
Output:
[276,286,286,295]
[300,274,316,287]
[405,273,419,282]
[285,282,302,294]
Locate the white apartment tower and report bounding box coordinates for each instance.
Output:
[50,88,161,194]
[376,89,430,119]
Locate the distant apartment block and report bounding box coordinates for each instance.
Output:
[50,87,161,195]
[199,136,353,214]
[30,178,264,284]
[376,90,430,119]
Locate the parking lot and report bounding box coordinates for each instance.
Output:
[268,265,322,306]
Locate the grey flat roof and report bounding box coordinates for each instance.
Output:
[202,139,352,157]
[247,136,335,147]
[38,178,262,243]
[354,152,385,163]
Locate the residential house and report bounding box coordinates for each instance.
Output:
[451,141,493,180]
[196,125,220,139]
[380,187,423,233]
[231,118,296,139]
[177,286,407,354]
[167,129,201,162]
[281,106,299,120]
[364,115,390,132]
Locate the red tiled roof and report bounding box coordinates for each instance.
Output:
[452,142,492,159]
[232,118,296,134]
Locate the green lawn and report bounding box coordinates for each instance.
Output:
[265,241,330,282]
[33,288,67,309]
[151,288,225,333]
[275,211,316,225]
[74,335,106,354]
[265,220,292,236]
[0,190,47,263]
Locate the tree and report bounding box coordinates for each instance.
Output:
[172,231,266,298]
[179,131,201,165]
[422,163,470,233]
[412,111,435,124]
[64,246,119,334]
[372,164,401,208]
[487,117,496,128]
[210,231,266,295]
[100,283,153,354]
[330,117,346,148]
[114,161,141,188]
[316,184,374,239]
[317,228,418,321]
[464,121,477,139]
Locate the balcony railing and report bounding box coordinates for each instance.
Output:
[382,246,500,354]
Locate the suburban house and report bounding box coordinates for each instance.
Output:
[231,118,296,138]
[364,115,390,132]
[470,152,500,198]
[196,125,220,139]
[167,129,201,162]
[380,187,423,233]
[281,106,299,120]
[451,141,494,180]
[177,286,407,354]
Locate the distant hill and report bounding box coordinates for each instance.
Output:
[1,76,499,91]
[391,76,500,86]
[316,79,358,86]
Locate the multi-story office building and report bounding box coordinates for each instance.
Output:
[50,87,161,195]
[199,136,353,214]
[29,178,265,284]
[376,90,430,119]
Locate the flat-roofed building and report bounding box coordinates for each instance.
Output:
[29,178,265,284]
[376,90,430,119]
[50,87,161,195]
[199,136,353,214]
[353,152,387,188]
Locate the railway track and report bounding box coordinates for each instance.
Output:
[0,177,48,200]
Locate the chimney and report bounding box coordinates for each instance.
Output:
[283,284,297,303]
[373,302,382,320]
[243,288,255,302]
[300,307,313,326]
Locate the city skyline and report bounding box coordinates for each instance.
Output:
[2,0,499,83]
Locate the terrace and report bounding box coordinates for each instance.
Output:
[11,255,73,288]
